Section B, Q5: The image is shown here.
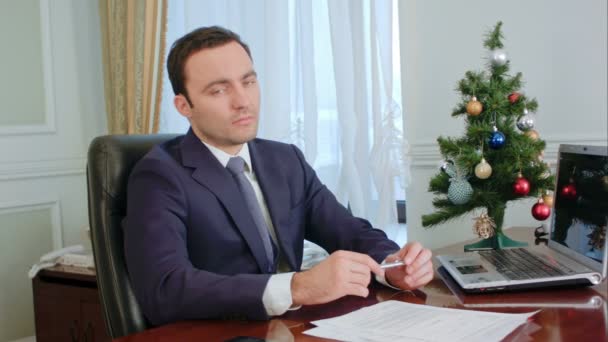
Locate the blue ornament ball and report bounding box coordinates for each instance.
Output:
[488,131,506,149]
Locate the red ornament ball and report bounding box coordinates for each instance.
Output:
[508,92,520,104]
[532,201,551,221]
[560,183,577,200]
[513,175,531,196]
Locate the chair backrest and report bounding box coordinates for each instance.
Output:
[86,134,179,338]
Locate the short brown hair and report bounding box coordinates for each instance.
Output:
[166,26,252,104]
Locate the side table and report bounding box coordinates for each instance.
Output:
[32,265,110,342]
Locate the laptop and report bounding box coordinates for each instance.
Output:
[437,144,608,293]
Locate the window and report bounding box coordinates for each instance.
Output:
[159,0,408,242]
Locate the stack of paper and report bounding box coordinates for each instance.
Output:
[304,300,539,342]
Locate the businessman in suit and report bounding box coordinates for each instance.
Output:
[124,26,433,326]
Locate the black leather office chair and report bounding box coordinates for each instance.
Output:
[86,134,179,338]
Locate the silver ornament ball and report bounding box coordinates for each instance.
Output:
[517,114,535,131]
[490,49,508,66]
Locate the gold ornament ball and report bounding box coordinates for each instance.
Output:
[474,158,492,179]
[466,96,483,116]
[525,129,539,141]
[542,193,554,207]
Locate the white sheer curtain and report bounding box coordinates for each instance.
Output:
[159,0,410,236]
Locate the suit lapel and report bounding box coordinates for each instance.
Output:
[248,141,297,271]
[179,130,270,272]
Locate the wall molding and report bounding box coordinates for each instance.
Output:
[0,198,63,249]
[407,134,607,168]
[0,158,86,181]
[0,0,56,136]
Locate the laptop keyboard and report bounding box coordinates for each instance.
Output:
[478,248,570,280]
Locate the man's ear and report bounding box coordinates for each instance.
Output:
[174,94,192,118]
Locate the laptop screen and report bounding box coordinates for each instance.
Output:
[550,145,608,264]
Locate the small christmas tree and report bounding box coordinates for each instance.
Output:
[421,22,555,250]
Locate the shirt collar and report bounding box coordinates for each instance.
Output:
[200,140,252,172]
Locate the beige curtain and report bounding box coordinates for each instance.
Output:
[99,0,167,134]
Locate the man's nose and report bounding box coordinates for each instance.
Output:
[231,85,250,110]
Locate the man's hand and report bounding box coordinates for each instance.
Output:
[291,250,384,306]
[384,242,433,290]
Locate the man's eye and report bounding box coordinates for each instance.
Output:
[244,79,257,86]
[211,88,226,95]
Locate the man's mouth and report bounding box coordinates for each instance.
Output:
[233,115,255,125]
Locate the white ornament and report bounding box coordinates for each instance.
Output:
[490,49,508,66]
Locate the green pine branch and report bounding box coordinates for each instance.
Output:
[524,98,539,112]
[428,172,450,194]
[484,21,504,50]
[421,205,474,227]
[452,104,467,117]
[431,198,453,208]
[456,71,486,95]
[504,72,523,90]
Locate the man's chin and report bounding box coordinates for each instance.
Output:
[229,136,257,147]
[239,129,258,143]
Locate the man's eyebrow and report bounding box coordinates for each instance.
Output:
[242,70,257,79]
[202,70,257,92]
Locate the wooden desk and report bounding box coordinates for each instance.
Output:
[114,227,607,341]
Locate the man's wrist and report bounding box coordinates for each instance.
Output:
[290,271,304,306]
[384,271,398,287]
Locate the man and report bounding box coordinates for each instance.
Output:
[124,26,433,326]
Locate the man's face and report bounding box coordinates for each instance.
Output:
[174,41,260,155]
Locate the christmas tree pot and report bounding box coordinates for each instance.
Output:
[464,232,528,251]
[464,204,528,251]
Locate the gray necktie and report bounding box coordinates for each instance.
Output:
[226,157,275,269]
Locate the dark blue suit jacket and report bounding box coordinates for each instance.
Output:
[123,129,399,325]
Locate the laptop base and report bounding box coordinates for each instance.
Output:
[438,266,594,294]
[464,231,528,251]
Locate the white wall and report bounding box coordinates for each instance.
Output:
[399,0,607,249]
[0,1,106,340]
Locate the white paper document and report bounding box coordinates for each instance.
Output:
[304,300,539,342]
